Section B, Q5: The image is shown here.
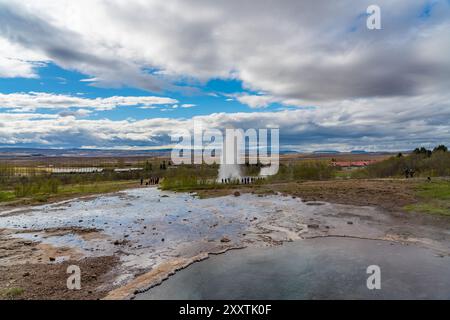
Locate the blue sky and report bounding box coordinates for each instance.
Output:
[0,1,449,151]
[0,63,287,120]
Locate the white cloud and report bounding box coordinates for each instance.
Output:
[0,92,178,111]
[235,94,277,109]
[0,37,47,78]
[58,108,92,118]
[1,91,450,151]
[1,1,449,101]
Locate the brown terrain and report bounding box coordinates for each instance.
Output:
[196,179,418,211]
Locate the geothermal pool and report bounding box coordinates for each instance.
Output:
[137,237,450,300]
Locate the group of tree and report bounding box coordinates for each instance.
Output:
[413,145,448,157]
[354,144,450,178]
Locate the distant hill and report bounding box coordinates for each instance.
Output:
[313,150,341,154]
[0,148,172,158]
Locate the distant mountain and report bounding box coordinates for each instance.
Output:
[0,148,172,158]
[350,150,369,154]
[279,150,299,155]
[313,150,341,154]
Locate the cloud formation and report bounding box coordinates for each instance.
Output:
[1,90,450,151]
[1,1,449,101]
[0,1,449,150]
[0,92,178,112]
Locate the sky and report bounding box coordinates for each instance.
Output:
[0,0,449,152]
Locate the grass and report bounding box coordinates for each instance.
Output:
[58,180,137,195]
[0,180,138,206]
[0,191,15,203]
[0,287,24,299]
[404,180,450,216]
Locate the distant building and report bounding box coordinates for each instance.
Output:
[332,160,378,169]
[51,167,104,174]
[114,168,143,172]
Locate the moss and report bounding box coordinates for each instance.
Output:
[0,287,25,299]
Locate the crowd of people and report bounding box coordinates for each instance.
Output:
[220,177,264,185]
[403,168,416,179]
[141,177,160,186]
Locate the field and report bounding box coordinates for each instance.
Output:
[1,150,450,216]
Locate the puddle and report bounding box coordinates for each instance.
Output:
[136,237,450,300]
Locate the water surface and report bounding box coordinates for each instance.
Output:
[137,237,450,300]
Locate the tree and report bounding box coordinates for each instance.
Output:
[144,160,153,172]
[433,145,448,153]
[413,147,432,157]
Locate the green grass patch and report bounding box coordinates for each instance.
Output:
[0,180,138,205]
[0,287,24,299]
[58,180,136,195]
[404,181,450,216]
[0,191,16,203]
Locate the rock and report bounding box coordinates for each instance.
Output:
[234,191,241,197]
[22,272,30,277]
[347,221,354,225]
[49,257,56,262]
[220,237,231,243]
[307,224,320,229]
[161,238,165,242]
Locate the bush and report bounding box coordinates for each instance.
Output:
[270,161,336,181]
[13,177,60,198]
[353,150,450,178]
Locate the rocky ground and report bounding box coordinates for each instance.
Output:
[0,179,449,300]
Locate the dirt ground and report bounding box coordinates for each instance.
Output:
[0,255,118,300]
[196,179,419,212]
[272,179,419,211]
[0,227,119,300]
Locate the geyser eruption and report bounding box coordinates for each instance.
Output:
[218,163,242,181]
[217,133,242,182]
[259,165,277,177]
